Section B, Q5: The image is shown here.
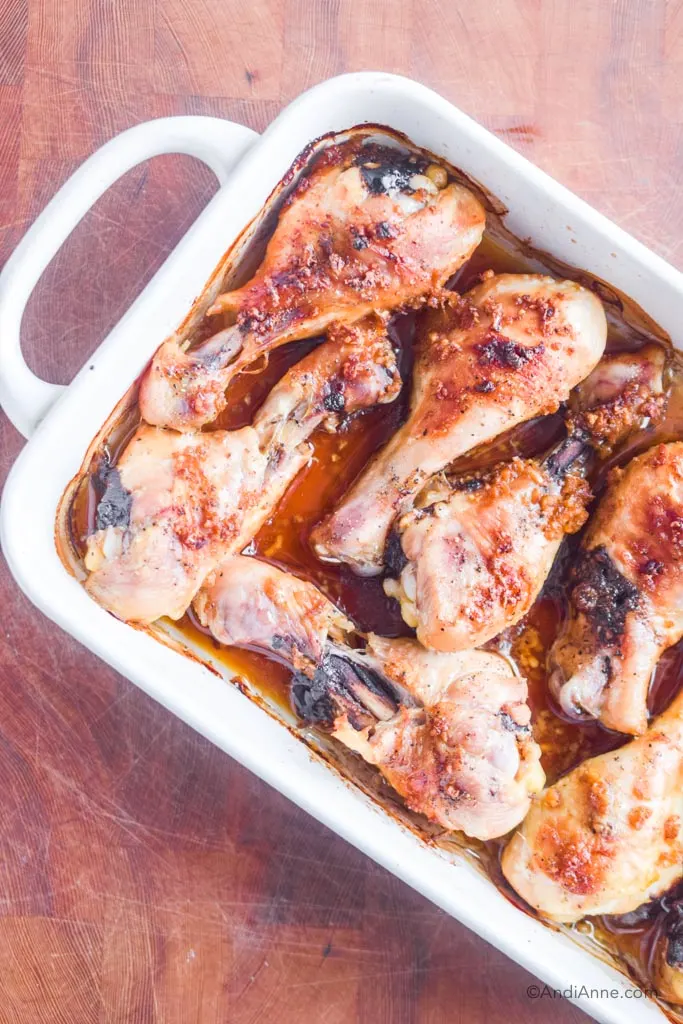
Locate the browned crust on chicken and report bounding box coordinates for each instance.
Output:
[334,636,545,840]
[570,384,666,455]
[529,767,617,898]
[85,320,400,623]
[383,454,592,652]
[550,441,683,735]
[312,273,607,576]
[544,472,593,539]
[139,139,485,431]
[567,343,668,455]
[501,686,683,922]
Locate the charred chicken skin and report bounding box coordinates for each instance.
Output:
[195,556,544,841]
[550,441,683,735]
[139,140,485,431]
[311,273,607,576]
[652,898,683,1005]
[501,686,683,922]
[383,345,667,652]
[322,635,545,841]
[84,319,400,623]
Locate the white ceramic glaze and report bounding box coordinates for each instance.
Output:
[1,73,681,1024]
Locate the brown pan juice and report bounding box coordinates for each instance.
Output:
[60,134,683,1017]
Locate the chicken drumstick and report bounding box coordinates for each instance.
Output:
[501,685,683,921]
[85,318,400,623]
[550,440,683,735]
[195,556,544,841]
[311,273,607,576]
[383,345,667,652]
[139,140,485,431]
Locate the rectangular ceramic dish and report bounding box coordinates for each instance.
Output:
[2,73,682,1024]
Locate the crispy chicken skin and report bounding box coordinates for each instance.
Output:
[383,345,667,652]
[139,140,485,431]
[195,557,544,840]
[652,899,683,1005]
[501,686,683,922]
[85,319,400,623]
[327,636,545,841]
[311,273,607,576]
[550,441,683,735]
[384,455,591,651]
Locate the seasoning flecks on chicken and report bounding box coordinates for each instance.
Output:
[84,319,400,623]
[383,345,668,652]
[500,686,683,922]
[324,635,545,840]
[85,425,264,623]
[139,141,485,431]
[384,455,592,652]
[550,441,683,735]
[567,343,667,455]
[311,273,607,576]
[195,557,544,840]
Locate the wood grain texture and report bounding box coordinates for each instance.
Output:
[1,1,681,1020]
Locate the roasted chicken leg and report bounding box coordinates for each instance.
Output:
[84,319,400,622]
[550,441,683,735]
[193,554,353,675]
[139,140,485,431]
[311,273,607,576]
[195,556,544,840]
[384,451,591,651]
[501,685,683,922]
[383,345,666,652]
[321,635,545,840]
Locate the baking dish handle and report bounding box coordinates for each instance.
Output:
[0,115,258,439]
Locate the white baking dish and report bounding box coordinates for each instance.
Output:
[1,73,681,1024]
